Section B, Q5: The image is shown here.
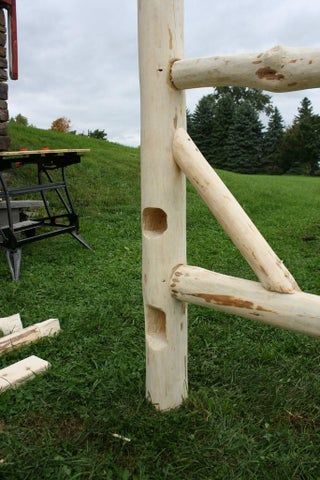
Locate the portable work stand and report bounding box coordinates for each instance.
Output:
[0,149,91,280]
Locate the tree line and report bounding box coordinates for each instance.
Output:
[10,114,108,141]
[187,87,320,175]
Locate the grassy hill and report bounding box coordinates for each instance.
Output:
[1,124,320,479]
[8,123,140,213]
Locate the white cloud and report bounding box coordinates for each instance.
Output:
[8,0,320,146]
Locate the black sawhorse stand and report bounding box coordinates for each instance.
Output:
[0,148,91,280]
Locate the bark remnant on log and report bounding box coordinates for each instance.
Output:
[171,265,320,338]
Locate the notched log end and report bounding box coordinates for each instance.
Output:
[169,58,182,90]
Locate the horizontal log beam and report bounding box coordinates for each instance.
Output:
[173,128,299,293]
[171,45,320,92]
[171,265,320,338]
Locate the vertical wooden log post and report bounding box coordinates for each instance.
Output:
[138,0,188,410]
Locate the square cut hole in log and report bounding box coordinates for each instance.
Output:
[143,208,167,237]
[146,306,167,351]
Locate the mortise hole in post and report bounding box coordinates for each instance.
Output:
[146,306,167,351]
[143,208,167,238]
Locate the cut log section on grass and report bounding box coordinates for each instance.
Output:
[0,313,22,335]
[0,319,60,355]
[171,265,320,338]
[0,356,50,392]
[173,128,299,294]
[171,45,320,93]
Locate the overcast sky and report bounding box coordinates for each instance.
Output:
[8,0,320,146]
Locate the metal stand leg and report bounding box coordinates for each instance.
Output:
[6,248,22,281]
[70,232,92,250]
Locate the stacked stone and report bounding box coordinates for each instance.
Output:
[0,9,10,151]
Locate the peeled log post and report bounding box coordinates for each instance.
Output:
[171,45,320,93]
[173,128,299,294]
[138,0,188,410]
[171,265,320,338]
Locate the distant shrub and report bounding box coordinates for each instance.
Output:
[87,129,108,141]
[51,117,71,133]
[12,113,29,126]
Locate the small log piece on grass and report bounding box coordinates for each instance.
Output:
[0,319,60,355]
[0,356,50,392]
[0,313,23,336]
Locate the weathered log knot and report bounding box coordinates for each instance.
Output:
[255,45,286,82]
[262,45,286,69]
[256,67,285,81]
[171,44,320,93]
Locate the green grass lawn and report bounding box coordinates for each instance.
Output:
[1,124,320,479]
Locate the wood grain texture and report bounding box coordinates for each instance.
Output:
[0,148,90,157]
[171,265,320,338]
[0,319,60,355]
[0,313,22,335]
[172,45,320,92]
[139,0,188,410]
[173,128,299,293]
[0,356,50,392]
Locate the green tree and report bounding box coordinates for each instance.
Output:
[213,87,273,115]
[296,98,320,175]
[279,124,306,174]
[280,98,320,175]
[186,108,195,138]
[211,92,235,169]
[224,101,264,174]
[12,113,28,126]
[190,94,216,161]
[88,129,108,140]
[295,96,313,123]
[262,107,284,173]
[189,88,272,169]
